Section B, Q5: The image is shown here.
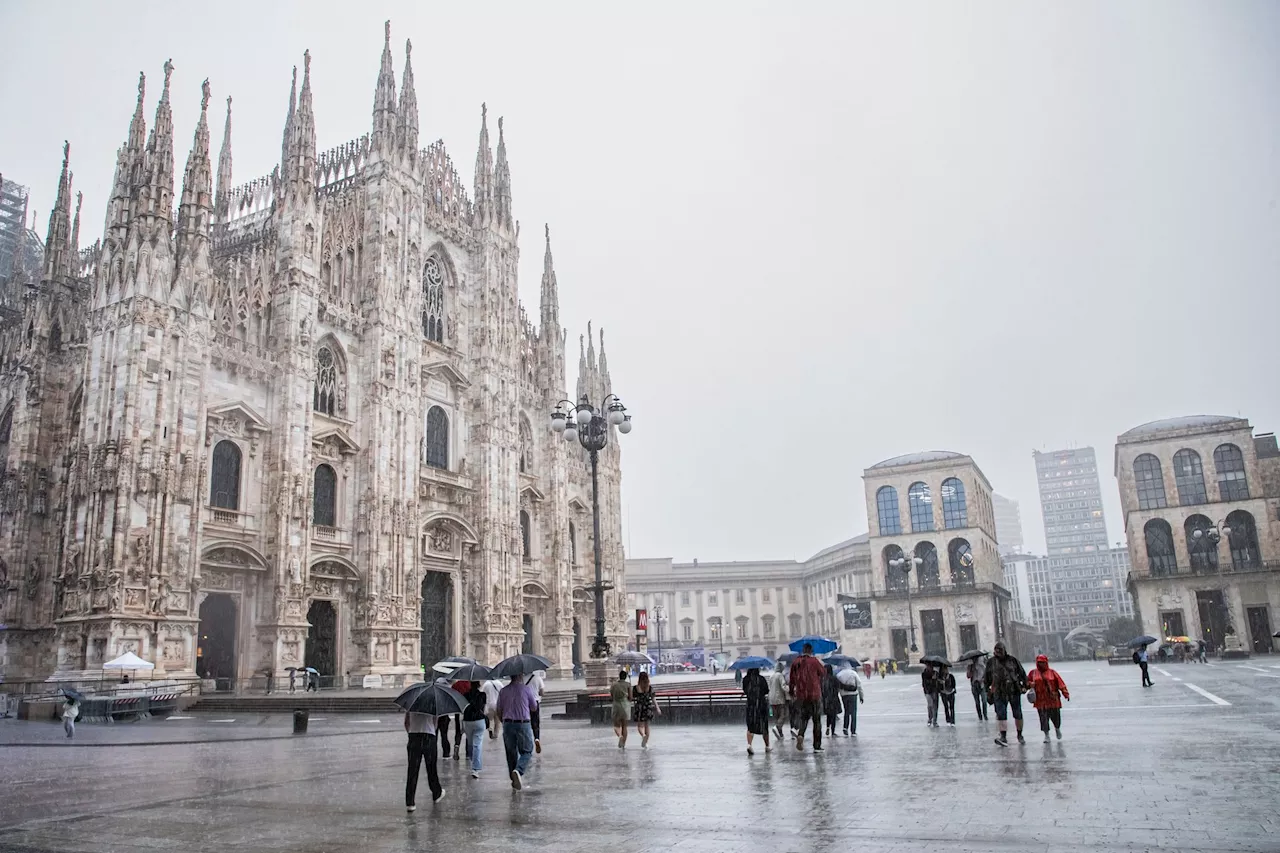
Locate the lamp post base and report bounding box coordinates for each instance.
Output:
[582,658,614,691]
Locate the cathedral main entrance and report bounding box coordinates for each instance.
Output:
[420,572,452,668]
[197,594,237,687]
[305,600,337,682]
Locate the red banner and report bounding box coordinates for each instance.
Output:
[635,608,648,633]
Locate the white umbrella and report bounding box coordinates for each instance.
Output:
[103,652,155,670]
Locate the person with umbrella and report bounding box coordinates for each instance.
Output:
[788,642,826,752]
[962,652,989,721]
[984,640,1028,747]
[742,665,771,755]
[610,670,632,748]
[1130,636,1156,688]
[821,664,842,739]
[921,660,941,727]
[836,665,864,736]
[767,660,789,740]
[61,692,80,739]
[288,667,297,694]
[938,663,957,726]
[460,678,489,778]
[395,681,467,811]
[496,672,540,790]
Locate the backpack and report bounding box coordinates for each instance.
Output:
[1132,651,1140,664]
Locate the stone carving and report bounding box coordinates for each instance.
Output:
[429,527,453,553]
[885,606,908,628]
[146,576,167,614]
[124,587,142,608]
[25,560,41,599]
[954,601,976,623]
[106,569,123,612]
[289,553,302,585]
[204,548,250,567]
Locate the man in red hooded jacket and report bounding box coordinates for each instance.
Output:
[1026,654,1070,742]
[788,643,827,752]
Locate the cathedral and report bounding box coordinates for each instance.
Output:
[0,22,629,685]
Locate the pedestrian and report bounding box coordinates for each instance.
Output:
[482,678,502,739]
[289,669,297,693]
[461,679,487,779]
[434,678,456,759]
[309,670,319,692]
[526,670,546,754]
[1197,639,1208,664]
[879,661,886,679]
[984,640,1028,747]
[742,666,772,755]
[966,655,989,720]
[735,667,744,688]
[631,670,659,749]
[610,669,632,748]
[451,680,473,762]
[921,662,940,727]
[837,668,864,736]
[497,673,538,791]
[62,697,78,739]
[403,709,445,812]
[788,642,825,752]
[939,664,957,726]
[821,664,842,738]
[1134,644,1153,687]
[767,660,788,740]
[1026,654,1070,742]
[863,660,873,680]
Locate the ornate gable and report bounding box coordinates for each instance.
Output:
[312,426,360,458]
[206,400,270,437]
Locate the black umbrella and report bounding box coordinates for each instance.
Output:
[1127,635,1158,648]
[394,682,468,716]
[488,653,554,679]
[285,666,299,672]
[444,664,492,682]
[61,687,85,702]
[956,649,989,662]
[776,652,799,665]
[920,654,952,667]
[824,654,861,669]
[440,656,478,665]
[615,651,655,666]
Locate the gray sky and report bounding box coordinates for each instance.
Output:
[2,2,1277,562]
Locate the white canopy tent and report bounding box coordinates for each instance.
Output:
[103,652,155,670]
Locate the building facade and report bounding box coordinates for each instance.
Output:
[1034,446,1110,555]
[1116,415,1279,655]
[0,176,32,284]
[0,26,628,684]
[993,493,1024,556]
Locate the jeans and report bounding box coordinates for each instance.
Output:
[840,694,858,733]
[405,733,441,806]
[992,694,1023,722]
[1037,707,1062,732]
[502,720,535,775]
[63,718,75,738]
[794,698,823,747]
[463,719,486,772]
[941,693,955,724]
[925,692,939,724]
[971,684,988,719]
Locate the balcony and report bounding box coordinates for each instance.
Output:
[1128,561,1278,582]
[202,506,259,538]
[310,525,353,549]
[861,581,1008,601]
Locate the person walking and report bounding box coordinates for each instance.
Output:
[631,671,659,748]
[461,680,487,779]
[838,668,864,736]
[62,697,78,739]
[1135,644,1153,687]
[939,664,957,726]
[482,678,502,739]
[610,670,632,748]
[1027,654,1070,742]
[734,667,744,688]
[404,710,445,811]
[1197,639,1208,664]
[821,664,842,738]
[788,643,825,752]
[767,661,788,740]
[288,669,297,694]
[921,662,941,727]
[526,670,546,754]
[496,673,538,791]
[966,655,989,720]
[742,666,772,755]
[984,640,1028,747]
[879,661,886,679]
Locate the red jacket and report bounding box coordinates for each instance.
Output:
[789,655,825,702]
[1027,667,1069,709]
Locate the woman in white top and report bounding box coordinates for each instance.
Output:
[62,699,79,739]
[767,662,789,740]
[481,679,503,739]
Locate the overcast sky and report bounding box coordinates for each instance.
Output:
[2,2,1277,562]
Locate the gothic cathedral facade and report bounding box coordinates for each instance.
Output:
[0,24,628,684]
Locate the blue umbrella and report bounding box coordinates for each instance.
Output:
[728,656,774,671]
[789,635,838,655]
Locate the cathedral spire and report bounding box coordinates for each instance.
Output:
[280,64,297,170]
[139,59,176,229]
[177,79,214,252]
[106,73,145,236]
[71,190,83,254]
[586,319,597,373]
[494,116,513,231]
[372,20,398,151]
[473,103,493,225]
[396,39,418,153]
[215,95,233,221]
[598,326,611,387]
[43,141,74,280]
[540,223,559,330]
[281,51,317,204]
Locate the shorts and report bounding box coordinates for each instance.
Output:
[992,694,1023,722]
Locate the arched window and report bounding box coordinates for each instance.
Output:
[518,417,533,474]
[1214,444,1249,501]
[210,440,242,510]
[314,345,338,416]
[313,464,337,527]
[883,544,907,593]
[1172,449,1207,506]
[908,482,934,532]
[0,405,12,483]
[1143,519,1177,576]
[520,510,532,563]
[948,538,975,587]
[1133,454,1168,510]
[49,321,62,352]
[915,541,940,591]
[1225,509,1260,569]
[1184,514,1218,573]
[941,478,968,529]
[424,406,448,470]
[568,521,577,565]
[422,255,446,343]
[876,486,901,536]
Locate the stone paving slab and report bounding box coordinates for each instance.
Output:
[0,662,1276,852]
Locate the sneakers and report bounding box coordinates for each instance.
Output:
[795,738,804,752]
[1043,732,1051,743]
[994,735,1008,747]
[510,770,523,791]
[470,770,480,779]
[765,744,773,753]
[535,739,542,754]
[406,804,416,812]
[452,751,460,761]
[1055,728,1063,740]
[641,734,649,748]
[1016,734,1026,744]
[747,746,754,756]
[433,789,446,804]
[813,745,823,752]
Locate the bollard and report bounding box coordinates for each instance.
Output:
[293,708,309,735]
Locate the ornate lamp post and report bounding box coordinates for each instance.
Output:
[550,394,631,661]
[889,553,922,653]
[1191,519,1238,645]
[653,603,668,670]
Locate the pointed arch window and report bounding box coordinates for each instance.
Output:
[424,406,448,470]
[876,486,901,536]
[941,478,968,529]
[0,405,12,483]
[1214,444,1249,501]
[49,321,62,353]
[422,255,446,343]
[1173,449,1207,506]
[520,510,532,563]
[519,417,534,474]
[568,521,578,566]
[908,482,934,532]
[314,345,339,416]
[1133,454,1167,510]
[210,440,242,510]
[1143,519,1177,576]
[313,464,337,527]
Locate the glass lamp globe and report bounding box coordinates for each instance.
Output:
[563,426,579,443]
[608,407,626,426]
[550,413,566,433]
[576,408,594,425]
[618,418,632,435]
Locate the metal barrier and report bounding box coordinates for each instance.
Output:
[12,682,199,724]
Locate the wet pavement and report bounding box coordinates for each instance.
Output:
[1,660,1278,852]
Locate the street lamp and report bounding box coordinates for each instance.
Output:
[550,394,632,660]
[1191,519,1237,642]
[889,553,922,653]
[653,603,668,670]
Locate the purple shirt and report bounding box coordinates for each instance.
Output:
[496,681,538,721]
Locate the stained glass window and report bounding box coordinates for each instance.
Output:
[422,255,446,343]
[314,346,337,415]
